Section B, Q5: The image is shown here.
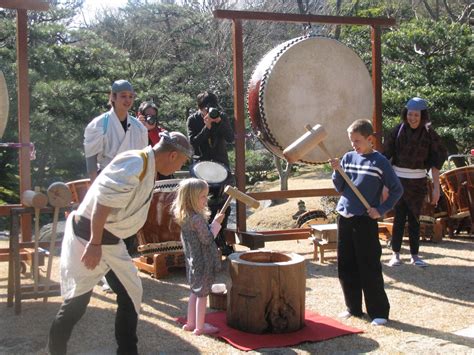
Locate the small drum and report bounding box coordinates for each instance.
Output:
[190,161,229,199]
[136,179,182,246]
[296,210,328,228]
[248,36,374,164]
[440,166,474,217]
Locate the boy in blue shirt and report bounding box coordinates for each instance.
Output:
[330,119,403,326]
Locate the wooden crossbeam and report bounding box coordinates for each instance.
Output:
[0,0,49,11]
[214,9,396,27]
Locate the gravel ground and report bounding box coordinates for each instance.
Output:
[1,170,473,354]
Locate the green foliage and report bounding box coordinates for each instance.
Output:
[381,19,473,154]
[1,0,472,208]
[229,145,276,185]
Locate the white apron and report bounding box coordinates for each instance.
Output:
[61,147,156,314]
[60,212,143,314]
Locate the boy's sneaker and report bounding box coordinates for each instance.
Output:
[387,256,402,267]
[371,318,388,326]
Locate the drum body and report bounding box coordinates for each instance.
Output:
[66,178,91,204]
[137,179,181,246]
[190,161,229,199]
[248,36,374,164]
[440,166,474,216]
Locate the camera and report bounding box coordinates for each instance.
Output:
[145,115,158,125]
[207,107,220,119]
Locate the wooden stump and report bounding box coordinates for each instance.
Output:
[227,250,306,334]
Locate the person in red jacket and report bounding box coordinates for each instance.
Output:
[137,101,167,147]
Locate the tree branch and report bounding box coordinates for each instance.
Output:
[420,0,437,20]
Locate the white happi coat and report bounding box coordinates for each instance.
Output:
[84,109,148,172]
[60,147,156,313]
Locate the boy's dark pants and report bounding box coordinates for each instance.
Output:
[48,270,138,355]
[337,215,390,320]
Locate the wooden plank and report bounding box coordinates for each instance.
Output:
[0,204,22,216]
[0,0,50,11]
[247,188,339,200]
[238,230,311,249]
[214,9,396,27]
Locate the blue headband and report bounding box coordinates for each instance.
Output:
[406,97,428,111]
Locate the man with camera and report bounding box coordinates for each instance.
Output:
[187,91,235,256]
[187,91,233,167]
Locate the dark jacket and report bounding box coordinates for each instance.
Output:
[187,111,234,167]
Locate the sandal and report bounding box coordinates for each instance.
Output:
[193,323,219,335]
[182,324,195,332]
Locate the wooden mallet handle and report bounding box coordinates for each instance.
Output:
[22,188,47,293]
[318,141,371,210]
[44,182,72,302]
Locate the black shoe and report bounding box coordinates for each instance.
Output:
[220,244,235,257]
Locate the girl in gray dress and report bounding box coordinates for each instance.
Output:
[172,178,225,335]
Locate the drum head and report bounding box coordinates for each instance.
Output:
[191,161,228,184]
[248,36,374,164]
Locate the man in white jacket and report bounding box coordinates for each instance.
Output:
[84,79,148,183]
[48,132,192,355]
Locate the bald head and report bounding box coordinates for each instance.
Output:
[153,131,193,157]
[153,131,193,176]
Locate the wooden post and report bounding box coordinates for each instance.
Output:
[371,25,383,151]
[231,19,246,232]
[17,9,32,242]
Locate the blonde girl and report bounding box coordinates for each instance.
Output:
[172,178,225,335]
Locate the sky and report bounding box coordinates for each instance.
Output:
[76,0,134,25]
[82,0,129,13]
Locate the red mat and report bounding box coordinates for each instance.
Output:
[177,310,362,351]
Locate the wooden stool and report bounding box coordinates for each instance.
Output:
[310,238,337,263]
[310,223,393,263]
[310,224,338,263]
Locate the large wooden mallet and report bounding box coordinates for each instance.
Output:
[220,185,260,214]
[44,182,72,302]
[283,124,371,210]
[22,187,48,293]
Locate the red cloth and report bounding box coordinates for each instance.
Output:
[177,310,362,351]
